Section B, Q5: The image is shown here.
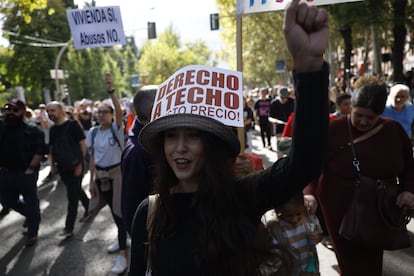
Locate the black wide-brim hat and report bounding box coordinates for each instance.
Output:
[139,113,241,158]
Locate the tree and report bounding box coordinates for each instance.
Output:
[2,0,71,105]
[0,0,48,23]
[390,0,408,82]
[64,42,139,102]
[217,0,288,88]
[1,0,138,104]
[138,24,214,85]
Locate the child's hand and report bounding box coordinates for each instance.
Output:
[308,232,323,245]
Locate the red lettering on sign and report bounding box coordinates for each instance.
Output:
[185,70,196,85]
[224,92,239,109]
[175,88,186,106]
[211,72,225,88]
[196,70,209,86]
[227,75,239,90]
[157,85,166,101]
[175,72,185,89]
[205,88,222,107]
[188,87,203,104]
[152,102,162,119]
[166,78,174,95]
[165,93,175,110]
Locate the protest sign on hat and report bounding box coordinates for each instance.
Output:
[140,65,243,157]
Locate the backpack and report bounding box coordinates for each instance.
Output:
[52,121,83,172]
[130,194,158,276]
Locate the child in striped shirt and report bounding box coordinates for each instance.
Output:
[260,193,323,276]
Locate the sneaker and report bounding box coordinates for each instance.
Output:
[79,213,92,223]
[111,255,127,274]
[41,172,56,184]
[322,235,334,250]
[107,241,120,253]
[25,235,38,246]
[58,228,73,238]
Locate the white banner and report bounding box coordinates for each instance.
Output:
[151,65,244,128]
[66,6,126,50]
[237,0,363,15]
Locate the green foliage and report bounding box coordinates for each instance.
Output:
[138,24,215,85]
[63,40,139,102]
[216,0,413,87]
[242,12,287,88]
[1,0,48,24]
[217,0,287,88]
[2,0,70,104]
[1,0,138,104]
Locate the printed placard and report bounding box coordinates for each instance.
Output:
[66,6,126,49]
[237,0,363,15]
[151,65,244,128]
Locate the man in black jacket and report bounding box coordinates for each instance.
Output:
[0,99,46,246]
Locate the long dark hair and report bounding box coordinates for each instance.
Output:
[148,131,266,275]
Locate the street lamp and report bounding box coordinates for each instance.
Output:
[54,39,72,99]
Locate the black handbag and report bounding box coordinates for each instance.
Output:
[339,117,411,250]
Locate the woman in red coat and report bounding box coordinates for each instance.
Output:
[305,79,414,276]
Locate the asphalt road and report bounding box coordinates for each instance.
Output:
[0,166,127,276]
[0,126,413,275]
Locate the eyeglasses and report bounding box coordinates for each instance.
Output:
[3,106,20,113]
[97,110,112,115]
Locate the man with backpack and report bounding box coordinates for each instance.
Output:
[47,101,90,238]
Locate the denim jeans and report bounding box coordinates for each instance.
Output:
[59,171,89,232]
[0,170,41,237]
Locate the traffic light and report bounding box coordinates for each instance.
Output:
[148,22,157,39]
[210,13,219,31]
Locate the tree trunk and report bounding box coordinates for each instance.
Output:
[339,25,352,91]
[392,0,407,82]
[371,24,382,75]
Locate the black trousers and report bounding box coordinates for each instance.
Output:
[60,171,89,232]
[96,179,127,250]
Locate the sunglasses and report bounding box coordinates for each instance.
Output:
[4,106,21,113]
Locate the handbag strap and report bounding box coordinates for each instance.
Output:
[146,194,159,273]
[347,115,383,173]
